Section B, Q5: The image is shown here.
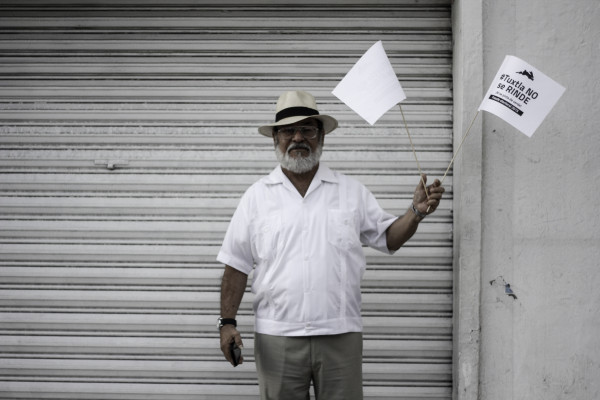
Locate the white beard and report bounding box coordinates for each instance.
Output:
[275,141,323,174]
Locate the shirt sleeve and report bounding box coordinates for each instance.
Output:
[216,189,255,275]
[358,184,398,255]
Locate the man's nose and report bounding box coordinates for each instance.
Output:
[292,130,305,141]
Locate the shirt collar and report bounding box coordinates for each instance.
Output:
[265,163,338,186]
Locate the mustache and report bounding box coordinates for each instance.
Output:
[287,143,311,153]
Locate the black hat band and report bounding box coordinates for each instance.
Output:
[275,106,319,122]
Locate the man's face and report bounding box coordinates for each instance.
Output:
[273,119,324,174]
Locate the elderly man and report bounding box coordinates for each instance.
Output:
[217,90,444,400]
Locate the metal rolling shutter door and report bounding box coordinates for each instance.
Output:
[0,1,453,399]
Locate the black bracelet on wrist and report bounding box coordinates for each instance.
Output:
[411,203,427,219]
[217,317,237,330]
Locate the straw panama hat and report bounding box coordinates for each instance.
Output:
[258,90,339,137]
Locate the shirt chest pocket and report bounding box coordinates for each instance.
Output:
[252,213,282,261]
[327,209,361,250]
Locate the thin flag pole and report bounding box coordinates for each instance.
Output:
[398,104,430,200]
[440,110,480,185]
[426,110,481,213]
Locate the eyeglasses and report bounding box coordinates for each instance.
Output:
[276,126,320,140]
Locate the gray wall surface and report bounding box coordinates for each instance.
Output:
[454,0,600,398]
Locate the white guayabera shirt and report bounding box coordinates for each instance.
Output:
[217,164,397,336]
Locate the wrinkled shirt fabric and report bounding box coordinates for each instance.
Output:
[217,164,397,336]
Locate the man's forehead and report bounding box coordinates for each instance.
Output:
[285,118,319,127]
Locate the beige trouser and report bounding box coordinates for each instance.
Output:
[254,332,363,400]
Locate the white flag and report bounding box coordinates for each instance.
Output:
[479,55,566,137]
[332,41,406,125]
